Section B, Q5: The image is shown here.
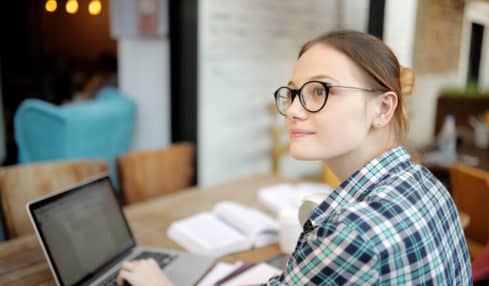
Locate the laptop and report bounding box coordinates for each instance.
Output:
[26,174,215,286]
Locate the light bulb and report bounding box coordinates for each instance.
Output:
[88,0,102,15]
[45,0,57,12]
[66,0,79,14]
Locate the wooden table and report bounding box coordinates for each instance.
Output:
[0,174,292,286]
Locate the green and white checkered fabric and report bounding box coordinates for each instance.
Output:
[266,146,471,285]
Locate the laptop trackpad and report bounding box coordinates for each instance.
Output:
[137,247,215,286]
[165,252,215,285]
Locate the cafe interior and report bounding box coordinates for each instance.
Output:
[1,0,489,285]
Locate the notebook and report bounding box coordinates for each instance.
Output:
[26,174,215,286]
[167,201,279,258]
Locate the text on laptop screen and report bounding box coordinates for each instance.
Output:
[32,178,133,285]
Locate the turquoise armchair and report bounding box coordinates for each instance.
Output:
[14,87,136,189]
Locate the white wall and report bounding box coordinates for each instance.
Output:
[407,72,461,146]
[118,38,171,150]
[340,0,369,31]
[381,0,449,147]
[383,0,418,67]
[198,0,344,186]
[110,0,170,151]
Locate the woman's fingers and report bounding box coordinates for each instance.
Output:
[117,269,133,286]
[117,258,172,286]
[145,258,159,267]
[118,260,143,285]
[121,260,138,271]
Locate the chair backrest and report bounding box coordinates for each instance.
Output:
[449,163,489,244]
[269,103,289,175]
[0,159,108,239]
[14,87,136,189]
[116,143,195,205]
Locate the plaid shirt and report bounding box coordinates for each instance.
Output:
[266,146,471,285]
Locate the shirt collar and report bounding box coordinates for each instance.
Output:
[308,145,412,226]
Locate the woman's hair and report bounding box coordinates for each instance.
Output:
[298,30,415,144]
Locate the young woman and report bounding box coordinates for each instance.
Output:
[117,30,471,285]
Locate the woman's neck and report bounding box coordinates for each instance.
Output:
[325,131,396,182]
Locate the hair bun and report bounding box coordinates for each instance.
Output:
[400,66,415,96]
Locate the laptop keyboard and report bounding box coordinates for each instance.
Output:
[99,251,178,286]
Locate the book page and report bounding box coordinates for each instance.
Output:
[257,183,333,215]
[197,261,244,286]
[213,202,279,243]
[167,212,251,257]
[220,262,282,286]
[257,184,298,214]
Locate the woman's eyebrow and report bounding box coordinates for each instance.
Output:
[288,74,339,87]
[309,74,339,82]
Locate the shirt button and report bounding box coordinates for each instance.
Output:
[304,220,314,232]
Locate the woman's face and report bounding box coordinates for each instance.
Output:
[286,44,378,161]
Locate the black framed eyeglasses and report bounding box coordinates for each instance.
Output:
[273,80,387,116]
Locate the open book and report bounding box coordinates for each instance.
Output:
[167,201,279,258]
[257,182,333,215]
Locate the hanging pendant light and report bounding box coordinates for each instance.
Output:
[45,0,57,12]
[65,0,79,14]
[88,0,102,15]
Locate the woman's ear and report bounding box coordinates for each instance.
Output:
[372,91,398,128]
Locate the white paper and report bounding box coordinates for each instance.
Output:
[258,183,333,215]
[221,262,282,286]
[197,261,244,286]
[257,184,297,214]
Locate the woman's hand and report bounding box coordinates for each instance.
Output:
[117,258,174,286]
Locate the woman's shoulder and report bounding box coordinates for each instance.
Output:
[372,158,450,201]
[312,156,456,244]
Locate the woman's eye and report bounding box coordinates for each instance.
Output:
[314,88,325,96]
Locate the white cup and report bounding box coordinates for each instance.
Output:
[474,124,489,149]
[298,192,328,226]
[278,208,302,254]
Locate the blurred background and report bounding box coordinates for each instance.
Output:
[1,0,488,188]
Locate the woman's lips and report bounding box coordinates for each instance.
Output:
[289,129,315,138]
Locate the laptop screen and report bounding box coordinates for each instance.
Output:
[29,176,135,286]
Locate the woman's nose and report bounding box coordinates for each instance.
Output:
[285,95,307,119]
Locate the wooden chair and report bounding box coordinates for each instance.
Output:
[116,143,195,205]
[0,159,108,239]
[449,163,489,258]
[322,165,340,188]
[269,103,289,175]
